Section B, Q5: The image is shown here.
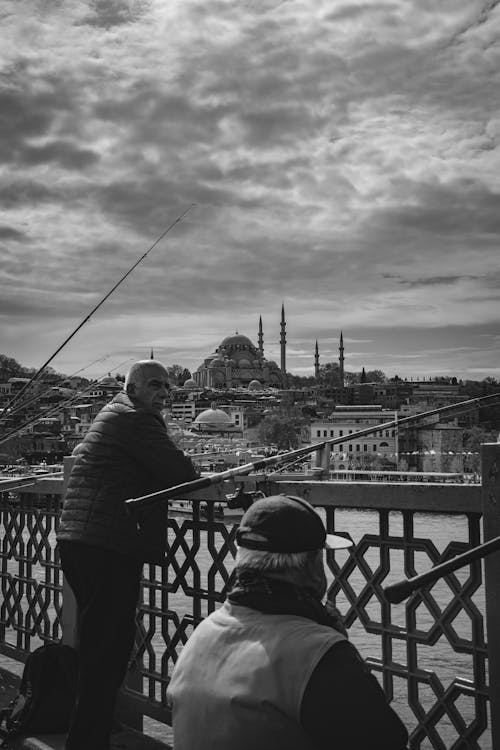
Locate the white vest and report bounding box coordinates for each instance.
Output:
[168,601,345,750]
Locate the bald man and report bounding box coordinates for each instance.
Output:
[57,360,197,750]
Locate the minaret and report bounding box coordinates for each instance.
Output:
[280,303,287,387]
[314,340,320,379]
[339,331,345,387]
[258,316,264,355]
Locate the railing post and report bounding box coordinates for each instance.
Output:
[481,441,500,748]
[61,456,78,647]
[313,444,330,476]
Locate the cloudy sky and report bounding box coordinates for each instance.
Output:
[1,0,499,381]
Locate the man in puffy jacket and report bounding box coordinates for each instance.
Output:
[57,359,197,750]
[168,494,409,750]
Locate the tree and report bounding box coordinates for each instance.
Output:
[0,354,23,379]
[365,369,387,383]
[344,368,387,384]
[258,415,299,450]
[166,364,192,385]
[463,426,497,472]
[286,373,316,387]
[178,368,192,386]
[318,362,343,386]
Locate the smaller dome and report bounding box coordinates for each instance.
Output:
[238,358,252,368]
[248,379,263,391]
[99,374,120,387]
[183,378,198,389]
[194,406,232,426]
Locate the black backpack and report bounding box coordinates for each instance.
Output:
[0,643,78,746]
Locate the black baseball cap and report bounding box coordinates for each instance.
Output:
[236,494,353,553]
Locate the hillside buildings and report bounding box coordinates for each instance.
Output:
[0,307,491,472]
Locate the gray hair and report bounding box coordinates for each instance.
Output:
[125,360,167,389]
[235,546,317,573]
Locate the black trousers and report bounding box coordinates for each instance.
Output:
[58,541,142,750]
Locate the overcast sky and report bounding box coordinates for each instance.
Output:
[1,0,499,382]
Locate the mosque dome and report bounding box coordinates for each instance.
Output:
[99,374,120,387]
[238,358,252,368]
[194,406,232,427]
[183,378,198,389]
[220,333,254,349]
[248,379,263,391]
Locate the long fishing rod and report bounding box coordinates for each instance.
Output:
[0,205,195,423]
[125,391,500,514]
[0,472,64,493]
[0,357,134,446]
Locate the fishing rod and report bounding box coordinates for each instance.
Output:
[125,391,500,514]
[0,205,195,423]
[383,535,500,603]
[0,472,64,493]
[0,358,134,446]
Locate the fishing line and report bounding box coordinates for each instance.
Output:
[3,354,111,421]
[0,205,195,422]
[0,357,134,446]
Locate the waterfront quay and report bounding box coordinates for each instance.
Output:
[1,446,500,749]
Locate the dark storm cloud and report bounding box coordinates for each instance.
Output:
[0,88,53,153]
[0,180,59,208]
[0,226,28,241]
[384,275,482,288]
[327,2,399,22]
[19,141,99,170]
[0,74,97,169]
[362,178,500,243]
[80,0,151,28]
[0,290,84,318]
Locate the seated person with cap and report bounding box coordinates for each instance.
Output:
[168,494,409,750]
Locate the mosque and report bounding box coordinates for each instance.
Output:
[191,305,345,390]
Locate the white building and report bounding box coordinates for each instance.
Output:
[310,405,398,469]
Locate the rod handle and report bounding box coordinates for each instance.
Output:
[125,476,213,515]
[384,580,415,604]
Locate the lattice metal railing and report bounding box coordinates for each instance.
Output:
[324,506,489,749]
[0,471,496,749]
[0,491,64,659]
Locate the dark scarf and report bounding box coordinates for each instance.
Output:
[228,569,347,635]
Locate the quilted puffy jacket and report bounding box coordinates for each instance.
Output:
[57,393,197,564]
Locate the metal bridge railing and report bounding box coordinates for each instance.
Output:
[1,444,499,749]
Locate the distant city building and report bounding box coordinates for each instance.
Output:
[310,405,399,469]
